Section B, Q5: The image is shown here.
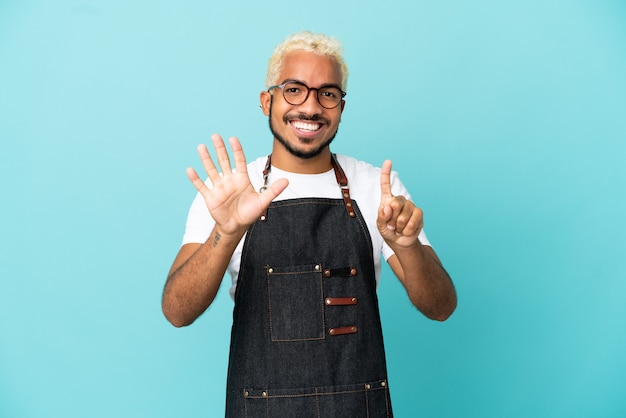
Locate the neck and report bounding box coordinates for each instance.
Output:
[270,141,333,174]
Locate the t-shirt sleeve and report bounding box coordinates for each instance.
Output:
[181,192,215,245]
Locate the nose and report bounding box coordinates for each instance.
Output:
[297,88,324,114]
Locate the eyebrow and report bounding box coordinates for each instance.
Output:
[281,79,343,91]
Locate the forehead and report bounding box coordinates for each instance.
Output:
[279,50,342,86]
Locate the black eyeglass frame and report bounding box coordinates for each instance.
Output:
[267,80,347,109]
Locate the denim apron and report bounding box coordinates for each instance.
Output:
[225,155,393,417]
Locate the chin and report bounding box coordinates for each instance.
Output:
[275,133,335,159]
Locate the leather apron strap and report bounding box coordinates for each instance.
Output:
[259,154,356,221]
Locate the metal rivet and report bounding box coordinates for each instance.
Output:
[346,202,352,207]
[352,297,357,303]
[262,391,267,397]
[351,326,357,332]
[381,381,386,387]
[268,267,273,273]
[365,383,371,390]
[325,298,331,305]
[329,328,335,335]
[260,215,266,221]
[315,264,321,271]
[324,269,331,277]
[343,192,349,198]
[350,268,357,276]
[349,212,355,217]
[243,390,249,397]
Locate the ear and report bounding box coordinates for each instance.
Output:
[260,91,271,116]
[337,99,346,123]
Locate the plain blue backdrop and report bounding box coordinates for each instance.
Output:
[1,0,625,417]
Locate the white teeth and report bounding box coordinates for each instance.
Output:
[292,120,321,131]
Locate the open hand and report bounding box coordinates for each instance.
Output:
[377,160,424,248]
[186,134,288,236]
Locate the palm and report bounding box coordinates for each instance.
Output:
[204,172,267,232]
[187,135,288,235]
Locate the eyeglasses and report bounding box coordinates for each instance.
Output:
[268,81,346,109]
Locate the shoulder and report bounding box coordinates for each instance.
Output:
[246,155,271,189]
[335,153,410,200]
[334,154,382,206]
[335,154,381,183]
[247,155,270,173]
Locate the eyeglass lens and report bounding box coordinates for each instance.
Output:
[282,82,343,109]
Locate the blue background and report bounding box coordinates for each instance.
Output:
[1,1,625,417]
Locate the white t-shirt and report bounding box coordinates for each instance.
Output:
[182,154,430,299]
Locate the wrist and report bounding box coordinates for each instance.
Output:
[388,238,424,256]
[210,225,246,248]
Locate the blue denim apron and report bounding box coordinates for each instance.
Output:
[225,155,393,417]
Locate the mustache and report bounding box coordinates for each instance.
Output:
[283,112,329,125]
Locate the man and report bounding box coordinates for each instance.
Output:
[162,31,456,417]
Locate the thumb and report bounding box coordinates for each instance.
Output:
[258,178,289,208]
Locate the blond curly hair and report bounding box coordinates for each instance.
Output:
[265,31,349,91]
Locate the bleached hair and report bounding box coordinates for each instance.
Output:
[265,31,349,91]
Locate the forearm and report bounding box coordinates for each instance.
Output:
[390,242,457,321]
[162,227,243,327]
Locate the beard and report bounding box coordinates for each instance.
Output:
[268,99,339,159]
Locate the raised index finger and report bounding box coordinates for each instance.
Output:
[380,160,393,197]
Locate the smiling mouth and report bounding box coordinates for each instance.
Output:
[290,120,322,132]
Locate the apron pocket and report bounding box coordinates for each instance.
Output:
[267,264,325,341]
[243,381,391,417]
